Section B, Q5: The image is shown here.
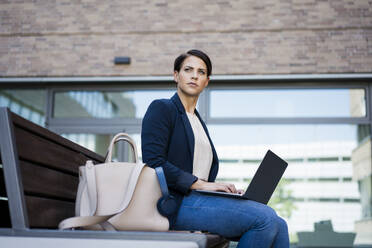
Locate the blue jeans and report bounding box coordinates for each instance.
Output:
[173,192,289,248]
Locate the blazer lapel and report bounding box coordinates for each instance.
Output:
[171,93,195,160]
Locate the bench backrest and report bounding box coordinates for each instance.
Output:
[0,107,104,229]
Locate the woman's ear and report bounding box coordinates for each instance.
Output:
[173,71,179,83]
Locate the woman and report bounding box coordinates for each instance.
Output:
[141,49,289,247]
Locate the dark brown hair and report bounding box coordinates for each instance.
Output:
[174,49,212,77]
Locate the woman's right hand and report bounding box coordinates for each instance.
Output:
[190,179,238,193]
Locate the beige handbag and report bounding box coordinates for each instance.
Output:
[58,133,170,231]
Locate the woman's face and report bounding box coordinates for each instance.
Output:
[174,55,209,98]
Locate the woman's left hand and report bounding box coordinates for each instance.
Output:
[191,180,239,193]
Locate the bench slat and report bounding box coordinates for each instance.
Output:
[25,195,74,228]
[11,113,104,163]
[20,160,78,201]
[14,127,90,175]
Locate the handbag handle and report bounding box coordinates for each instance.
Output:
[105,133,138,163]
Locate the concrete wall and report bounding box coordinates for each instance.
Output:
[0,0,371,76]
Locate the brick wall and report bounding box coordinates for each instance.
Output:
[0,0,371,76]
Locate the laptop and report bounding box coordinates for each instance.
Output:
[194,150,288,204]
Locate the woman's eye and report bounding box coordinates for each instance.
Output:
[184,68,191,72]
[199,70,206,75]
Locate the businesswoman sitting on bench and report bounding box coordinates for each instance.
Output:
[141,49,289,248]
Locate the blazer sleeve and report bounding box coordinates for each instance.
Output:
[141,100,198,194]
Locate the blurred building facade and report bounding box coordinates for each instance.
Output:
[1,0,372,245]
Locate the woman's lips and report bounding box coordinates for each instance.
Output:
[188,82,197,87]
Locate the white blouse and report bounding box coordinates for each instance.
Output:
[186,112,213,181]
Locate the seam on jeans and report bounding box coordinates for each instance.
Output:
[181,205,256,217]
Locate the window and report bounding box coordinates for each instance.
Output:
[210,88,366,118]
[0,90,46,126]
[54,90,174,118]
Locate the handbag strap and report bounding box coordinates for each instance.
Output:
[85,160,146,216]
[58,213,115,230]
[117,161,146,212]
[155,167,170,197]
[105,133,138,163]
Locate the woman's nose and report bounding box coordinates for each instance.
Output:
[191,71,198,79]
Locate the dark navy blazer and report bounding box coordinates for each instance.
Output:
[141,93,219,227]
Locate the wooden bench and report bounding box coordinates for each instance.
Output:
[0,107,229,248]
